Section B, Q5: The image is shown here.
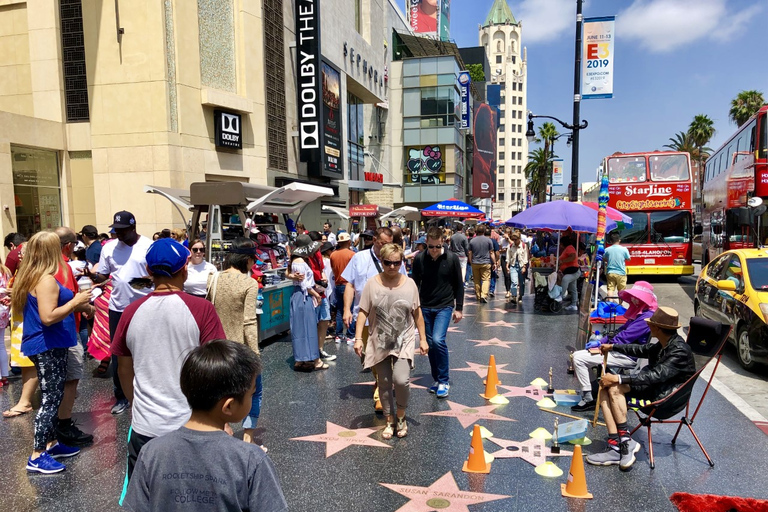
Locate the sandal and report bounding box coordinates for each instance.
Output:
[314,361,329,370]
[3,406,32,418]
[294,362,313,372]
[381,424,394,440]
[93,359,110,378]
[396,416,408,438]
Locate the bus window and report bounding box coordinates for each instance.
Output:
[615,212,648,244]
[760,116,767,159]
[650,154,689,181]
[650,211,690,243]
[608,156,646,183]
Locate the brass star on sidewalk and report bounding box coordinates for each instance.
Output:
[291,421,391,457]
[381,471,511,512]
[421,400,515,428]
[466,337,522,348]
[487,436,572,467]
[454,361,519,378]
[480,320,523,328]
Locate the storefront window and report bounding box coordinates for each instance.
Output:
[12,146,62,237]
[348,93,365,180]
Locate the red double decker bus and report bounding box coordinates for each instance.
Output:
[701,105,768,264]
[600,151,695,276]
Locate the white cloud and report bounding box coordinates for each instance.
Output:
[516,0,574,44]
[616,0,761,53]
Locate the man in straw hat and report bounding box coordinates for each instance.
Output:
[572,281,658,413]
[586,306,695,471]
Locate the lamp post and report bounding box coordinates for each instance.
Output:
[548,132,572,202]
[526,114,587,202]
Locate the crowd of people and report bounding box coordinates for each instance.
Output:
[0,206,698,505]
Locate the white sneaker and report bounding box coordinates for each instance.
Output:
[346,338,355,346]
[320,350,337,361]
[565,305,578,311]
[334,336,343,344]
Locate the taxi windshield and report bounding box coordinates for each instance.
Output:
[746,258,768,290]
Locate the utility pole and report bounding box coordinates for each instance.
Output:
[570,0,584,202]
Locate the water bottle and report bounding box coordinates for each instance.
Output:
[586,331,601,350]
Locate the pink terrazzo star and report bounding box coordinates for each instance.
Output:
[479,320,523,328]
[291,421,391,457]
[487,308,514,314]
[487,436,572,467]
[466,337,522,348]
[447,326,464,333]
[380,471,511,512]
[497,384,546,401]
[453,361,519,378]
[421,400,515,428]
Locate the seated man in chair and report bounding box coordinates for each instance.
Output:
[571,281,658,412]
[586,307,696,471]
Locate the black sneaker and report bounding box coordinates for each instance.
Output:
[56,421,94,446]
[571,399,597,412]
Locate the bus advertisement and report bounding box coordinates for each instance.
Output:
[601,151,695,276]
[701,105,768,264]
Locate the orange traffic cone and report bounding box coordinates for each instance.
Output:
[462,425,491,474]
[560,444,593,499]
[480,356,508,404]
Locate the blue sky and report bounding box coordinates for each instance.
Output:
[447,0,767,191]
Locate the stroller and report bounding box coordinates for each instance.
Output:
[533,271,563,313]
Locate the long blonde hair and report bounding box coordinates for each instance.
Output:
[11,231,63,313]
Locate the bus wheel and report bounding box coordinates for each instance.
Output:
[737,325,757,371]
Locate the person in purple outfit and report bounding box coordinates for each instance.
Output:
[571,281,658,412]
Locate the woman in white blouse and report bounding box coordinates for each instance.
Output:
[184,239,217,297]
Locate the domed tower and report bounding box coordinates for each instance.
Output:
[479,0,528,220]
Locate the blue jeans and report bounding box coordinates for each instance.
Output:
[334,284,354,337]
[243,374,263,429]
[490,267,497,294]
[78,326,89,351]
[510,263,525,297]
[422,307,452,384]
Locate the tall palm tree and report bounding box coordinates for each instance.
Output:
[663,131,696,153]
[524,148,553,203]
[537,122,559,204]
[688,114,715,148]
[729,90,765,127]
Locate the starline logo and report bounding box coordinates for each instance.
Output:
[623,184,673,197]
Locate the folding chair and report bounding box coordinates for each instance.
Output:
[628,317,731,469]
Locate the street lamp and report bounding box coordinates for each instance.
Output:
[526,113,588,201]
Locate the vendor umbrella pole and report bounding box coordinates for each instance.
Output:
[592,352,609,427]
[592,260,601,311]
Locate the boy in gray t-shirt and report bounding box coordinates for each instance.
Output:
[123,341,287,512]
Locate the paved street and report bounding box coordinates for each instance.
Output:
[2,272,768,511]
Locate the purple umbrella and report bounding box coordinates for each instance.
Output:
[505,200,619,233]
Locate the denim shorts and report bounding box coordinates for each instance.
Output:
[316,297,331,321]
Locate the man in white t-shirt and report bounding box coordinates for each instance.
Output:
[342,227,406,412]
[89,211,153,415]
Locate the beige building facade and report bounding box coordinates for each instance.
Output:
[0,0,411,244]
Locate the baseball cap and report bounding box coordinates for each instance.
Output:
[146,238,190,277]
[337,232,351,243]
[110,211,136,229]
[362,229,376,238]
[79,225,98,237]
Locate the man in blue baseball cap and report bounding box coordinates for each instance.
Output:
[111,237,225,497]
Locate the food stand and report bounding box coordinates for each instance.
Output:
[146,181,334,341]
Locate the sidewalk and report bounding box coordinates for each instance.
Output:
[1,293,766,511]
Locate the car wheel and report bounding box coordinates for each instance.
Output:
[736,326,757,371]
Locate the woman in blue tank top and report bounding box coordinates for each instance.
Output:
[10,231,91,474]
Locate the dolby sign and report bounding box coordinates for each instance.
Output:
[296,0,322,170]
[214,110,242,149]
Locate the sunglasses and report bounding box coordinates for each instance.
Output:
[427,245,442,249]
[191,248,204,253]
[382,259,402,267]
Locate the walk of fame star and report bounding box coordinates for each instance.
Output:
[454,361,519,378]
[354,379,428,390]
[291,422,391,457]
[480,320,523,328]
[466,337,522,348]
[447,326,464,333]
[421,400,515,428]
[497,384,546,401]
[487,436,572,467]
[380,472,511,512]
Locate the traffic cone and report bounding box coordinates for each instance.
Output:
[462,425,491,474]
[480,356,509,404]
[560,444,593,499]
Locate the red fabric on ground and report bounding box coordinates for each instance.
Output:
[670,492,768,512]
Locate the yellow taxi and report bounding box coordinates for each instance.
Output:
[694,248,768,371]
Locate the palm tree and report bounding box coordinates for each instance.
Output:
[663,131,696,153]
[729,90,765,127]
[524,148,553,203]
[688,114,715,148]
[536,122,559,204]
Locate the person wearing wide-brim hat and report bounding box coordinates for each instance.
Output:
[587,306,695,471]
[289,235,326,371]
[572,281,658,413]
